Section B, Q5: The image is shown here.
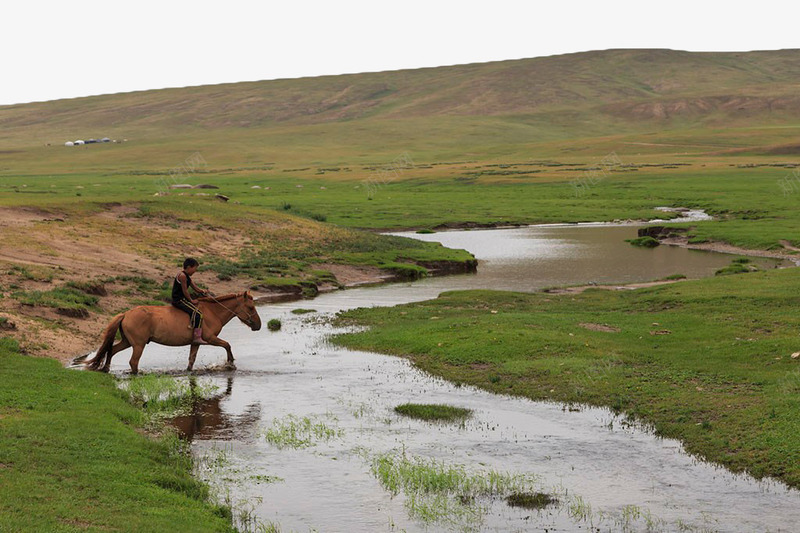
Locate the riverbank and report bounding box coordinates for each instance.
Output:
[0,338,234,532]
[0,202,475,363]
[332,266,800,488]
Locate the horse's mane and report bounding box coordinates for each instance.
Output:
[197,291,248,303]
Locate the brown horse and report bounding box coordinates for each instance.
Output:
[83,291,261,374]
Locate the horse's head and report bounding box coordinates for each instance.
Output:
[236,291,261,331]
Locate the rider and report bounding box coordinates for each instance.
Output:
[172,258,209,345]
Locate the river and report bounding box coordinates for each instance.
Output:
[111,222,797,532]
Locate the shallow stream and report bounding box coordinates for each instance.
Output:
[110,222,798,532]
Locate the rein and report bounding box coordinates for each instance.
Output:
[201,293,258,325]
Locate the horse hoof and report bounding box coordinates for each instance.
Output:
[224,363,237,371]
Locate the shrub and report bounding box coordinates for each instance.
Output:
[267,319,282,331]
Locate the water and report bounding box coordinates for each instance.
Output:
[109,223,797,532]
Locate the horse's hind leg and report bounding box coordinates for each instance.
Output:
[128,344,146,375]
[101,339,131,372]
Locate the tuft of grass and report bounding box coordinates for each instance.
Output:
[659,273,687,281]
[262,414,342,449]
[506,491,558,509]
[291,308,316,315]
[394,403,473,422]
[267,318,282,331]
[368,450,538,526]
[715,260,756,276]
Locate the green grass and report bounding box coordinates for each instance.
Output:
[266,318,282,331]
[0,338,233,532]
[262,414,343,449]
[368,450,539,526]
[394,403,473,422]
[626,236,660,247]
[121,374,219,425]
[505,491,557,510]
[333,268,800,488]
[715,259,757,276]
[290,308,316,315]
[12,286,99,313]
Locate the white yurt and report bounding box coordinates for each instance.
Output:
[74,140,85,145]
[64,141,74,147]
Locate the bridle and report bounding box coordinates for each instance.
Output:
[204,293,259,327]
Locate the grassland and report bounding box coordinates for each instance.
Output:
[0,338,234,532]
[333,268,800,487]
[4,48,800,529]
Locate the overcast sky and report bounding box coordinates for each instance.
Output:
[3,1,798,106]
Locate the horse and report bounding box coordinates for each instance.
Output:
[82,291,261,374]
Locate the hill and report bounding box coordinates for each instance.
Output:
[2,48,800,173]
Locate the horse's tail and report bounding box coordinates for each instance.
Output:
[85,313,125,370]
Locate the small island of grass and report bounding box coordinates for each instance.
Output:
[394,403,473,422]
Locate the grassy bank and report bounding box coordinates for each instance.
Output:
[333,268,800,487]
[0,338,234,532]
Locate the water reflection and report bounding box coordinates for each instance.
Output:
[168,376,261,441]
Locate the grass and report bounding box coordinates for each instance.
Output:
[368,450,539,527]
[715,258,757,276]
[12,286,99,314]
[394,403,473,422]
[626,236,660,247]
[120,374,219,425]
[4,48,800,530]
[0,338,234,532]
[505,491,557,509]
[266,318,281,331]
[262,414,343,449]
[333,268,800,488]
[290,308,316,315]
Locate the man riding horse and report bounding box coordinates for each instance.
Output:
[81,259,261,374]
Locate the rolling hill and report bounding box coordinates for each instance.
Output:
[2,48,800,171]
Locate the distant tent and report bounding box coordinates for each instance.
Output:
[74,140,85,145]
[101,137,111,143]
[64,141,74,147]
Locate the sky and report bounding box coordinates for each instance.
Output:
[2,0,798,106]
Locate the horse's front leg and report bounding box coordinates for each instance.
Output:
[206,335,236,371]
[187,344,200,372]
